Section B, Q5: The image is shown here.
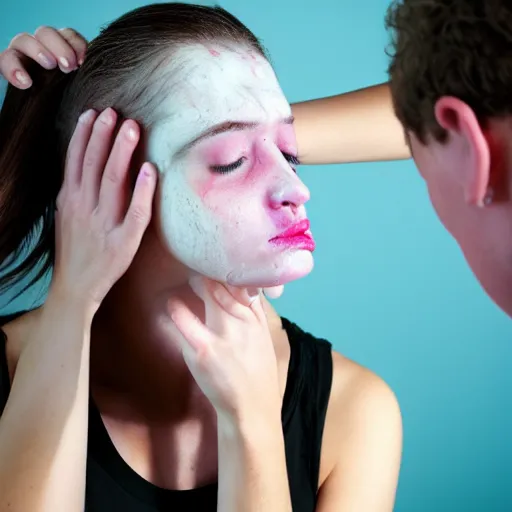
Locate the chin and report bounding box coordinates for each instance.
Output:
[225,250,314,288]
[274,250,314,284]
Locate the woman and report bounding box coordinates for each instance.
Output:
[0,4,401,512]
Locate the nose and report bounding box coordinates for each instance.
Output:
[268,171,310,211]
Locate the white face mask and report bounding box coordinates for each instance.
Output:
[147,44,314,288]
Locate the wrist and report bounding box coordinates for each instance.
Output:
[217,406,283,446]
[46,284,98,324]
[42,290,96,336]
[216,407,291,512]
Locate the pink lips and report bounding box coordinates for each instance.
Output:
[269,219,315,252]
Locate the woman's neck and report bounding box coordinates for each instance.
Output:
[87,225,287,422]
[89,229,210,422]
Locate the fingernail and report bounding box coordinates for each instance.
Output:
[247,287,260,300]
[78,56,84,66]
[99,108,114,126]
[127,127,138,141]
[137,164,152,182]
[78,109,95,124]
[37,52,55,69]
[14,70,31,86]
[263,285,284,299]
[59,57,69,70]
[248,288,261,305]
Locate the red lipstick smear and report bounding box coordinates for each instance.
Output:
[269,219,315,252]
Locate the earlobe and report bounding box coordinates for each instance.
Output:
[434,96,491,207]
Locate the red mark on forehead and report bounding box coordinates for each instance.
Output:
[208,49,220,57]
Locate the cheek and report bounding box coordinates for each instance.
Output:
[424,170,462,238]
[191,154,272,214]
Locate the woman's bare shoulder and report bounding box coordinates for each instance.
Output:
[319,349,402,487]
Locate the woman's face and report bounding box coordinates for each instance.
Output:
[147,44,314,288]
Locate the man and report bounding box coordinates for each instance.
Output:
[1,2,511,317]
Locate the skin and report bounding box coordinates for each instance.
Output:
[407,97,512,319]
[0,28,402,511]
[4,16,512,511]
[149,45,313,288]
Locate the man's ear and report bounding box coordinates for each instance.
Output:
[434,96,491,207]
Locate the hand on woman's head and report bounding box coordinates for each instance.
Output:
[0,26,87,89]
[50,108,157,313]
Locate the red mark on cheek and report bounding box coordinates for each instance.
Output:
[194,174,216,201]
[208,49,220,57]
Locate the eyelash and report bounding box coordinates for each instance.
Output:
[211,152,301,174]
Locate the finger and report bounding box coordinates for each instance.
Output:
[190,277,252,320]
[8,32,57,70]
[189,275,207,303]
[263,285,284,299]
[81,108,117,210]
[225,284,261,308]
[210,281,251,319]
[34,25,78,73]
[97,120,140,227]
[0,48,32,88]
[62,109,98,193]
[116,162,156,243]
[169,297,213,353]
[227,285,267,321]
[58,28,87,66]
[189,276,240,334]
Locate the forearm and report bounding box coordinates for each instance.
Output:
[217,411,292,512]
[292,82,410,165]
[0,293,93,511]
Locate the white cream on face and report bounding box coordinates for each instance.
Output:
[146,44,314,287]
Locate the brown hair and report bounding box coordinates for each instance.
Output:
[0,3,267,301]
[385,0,512,144]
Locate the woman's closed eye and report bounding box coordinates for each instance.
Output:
[211,157,246,174]
[283,152,300,169]
[210,152,300,175]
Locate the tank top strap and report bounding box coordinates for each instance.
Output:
[280,317,333,493]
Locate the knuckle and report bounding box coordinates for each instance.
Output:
[104,168,122,186]
[0,48,12,65]
[62,48,76,62]
[104,239,119,258]
[130,205,150,224]
[83,156,95,170]
[55,195,64,212]
[67,195,81,215]
[34,25,53,37]
[61,29,88,51]
[9,32,31,47]
[60,27,80,40]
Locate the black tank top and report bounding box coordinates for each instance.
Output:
[0,314,332,512]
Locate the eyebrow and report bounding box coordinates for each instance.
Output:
[175,115,295,156]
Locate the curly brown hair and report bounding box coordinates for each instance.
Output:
[385,0,512,144]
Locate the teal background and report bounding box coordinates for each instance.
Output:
[1,1,511,510]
